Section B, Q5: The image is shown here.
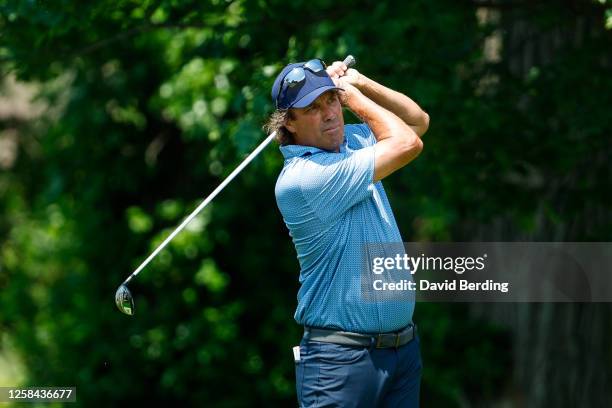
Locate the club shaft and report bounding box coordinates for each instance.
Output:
[122,55,355,286]
[123,131,277,285]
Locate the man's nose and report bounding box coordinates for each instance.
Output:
[322,103,336,121]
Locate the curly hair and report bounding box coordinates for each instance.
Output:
[262,109,295,145]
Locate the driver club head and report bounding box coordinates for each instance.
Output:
[115,284,135,316]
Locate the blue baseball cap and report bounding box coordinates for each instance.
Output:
[271,61,341,109]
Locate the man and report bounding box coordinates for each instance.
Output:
[266,58,429,407]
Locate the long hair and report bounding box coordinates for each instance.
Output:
[263,109,295,146]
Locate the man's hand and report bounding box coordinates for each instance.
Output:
[326,61,363,88]
[325,61,363,107]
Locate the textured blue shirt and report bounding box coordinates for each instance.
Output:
[275,123,414,334]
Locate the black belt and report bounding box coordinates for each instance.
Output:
[304,324,417,349]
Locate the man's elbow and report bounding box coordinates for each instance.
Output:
[421,112,430,132]
[404,111,429,138]
[398,131,423,162]
[416,112,430,137]
[411,136,424,156]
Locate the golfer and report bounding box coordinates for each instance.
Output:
[266,58,429,407]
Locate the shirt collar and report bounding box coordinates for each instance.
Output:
[279,136,348,159]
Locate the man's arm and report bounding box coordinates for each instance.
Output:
[339,82,423,182]
[327,62,430,138]
[357,74,429,138]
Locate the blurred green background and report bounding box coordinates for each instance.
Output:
[1,0,611,406]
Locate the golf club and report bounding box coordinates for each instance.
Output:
[115,54,357,315]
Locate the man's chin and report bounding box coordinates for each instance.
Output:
[327,136,343,152]
[319,126,344,151]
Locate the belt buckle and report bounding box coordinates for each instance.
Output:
[375,333,401,349]
[376,334,383,348]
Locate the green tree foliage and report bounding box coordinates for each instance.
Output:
[0,0,610,406]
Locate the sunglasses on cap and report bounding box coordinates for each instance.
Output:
[275,59,328,108]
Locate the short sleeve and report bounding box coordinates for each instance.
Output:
[299,146,375,224]
[348,123,377,148]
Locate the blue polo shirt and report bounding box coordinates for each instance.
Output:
[275,123,415,334]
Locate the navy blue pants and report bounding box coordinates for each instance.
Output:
[295,335,422,407]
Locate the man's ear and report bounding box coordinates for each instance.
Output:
[285,114,296,134]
